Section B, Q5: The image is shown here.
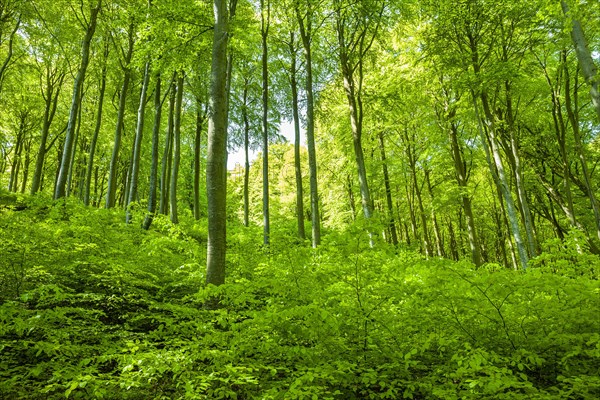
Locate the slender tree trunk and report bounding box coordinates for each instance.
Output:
[0,14,20,93]
[9,125,24,192]
[143,74,163,230]
[343,70,373,224]
[30,71,65,194]
[500,81,538,257]
[194,97,205,221]
[10,147,22,192]
[476,92,528,270]
[206,0,230,288]
[448,219,459,261]
[242,78,250,227]
[289,33,306,240]
[260,0,271,245]
[65,99,83,197]
[447,119,481,266]
[19,140,31,193]
[125,61,151,223]
[170,72,184,224]
[404,128,432,257]
[106,24,134,208]
[160,76,176,215]
[296,2,321,247]
[54,0,101,200]
[404,170,420,249]
[425,169,444,257]
[84,43,108,206]
[378,132,398,246]
[122,141,134,209]
[561,0,600,120]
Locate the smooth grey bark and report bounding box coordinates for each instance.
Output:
[561,0,600,121]
[501,82,538,257]
[159,76,176,215]
[194,97,206,221]
[542,57,578,228]
[295,1,321,247]
[143,73,162,230]
[19,139,31,193]
[288,32,306,240]
[447,119,481,266]
[378,132,398,246]
[170,72,184,224]
[206,0,230,288]
[242,77,250,227]
[474,92,528,270]
[334,1,385,247]
[404,129,432,257]
[261,0,271,246]
[106,24,134,208]
[54,0,101,200]
[339,49,372,224]
[84,43,108,206]
[425,169,444,257]
[30,68,65,194]
[466,27,528,270]
[65,95,83,197]
[8,120,25,192]
[125,61,151,223]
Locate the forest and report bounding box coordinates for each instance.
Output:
[0,0,599,398]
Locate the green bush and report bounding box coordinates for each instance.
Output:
[1,202,599,399]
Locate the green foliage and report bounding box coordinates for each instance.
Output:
[1,202,599,399]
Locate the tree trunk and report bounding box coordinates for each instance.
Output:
[126,61,151,223]
[447,119,481,266]
[0,14,20,93]
[170,72,184,224]
[499,82,538,257]
[242,78,250,227]
[206,0,230,288]
[65,98,83,197]
[425,169,444,257]
[378,132,398,246]
[295,3,321,247]
[289,33,306,240]
[84,43,108,206]
[106,23,134,208]
[561,0,600,121]
[404,128,432,257]
[30,70,65,194]
[261,0,271,246]
[343,71,373,224]
[474,92,528,270]
[9,124,24,192]
[19,140,31,193]
[194,97,205,221]
[160,76,176,215]
[143,73,163,230]
[54,0,101,200]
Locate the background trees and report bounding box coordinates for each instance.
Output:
[0,0,598,275]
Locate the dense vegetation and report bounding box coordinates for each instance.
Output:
[1,0,600,398]
[1,195,599,399]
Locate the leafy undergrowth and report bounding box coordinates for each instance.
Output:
[1,197,599,399]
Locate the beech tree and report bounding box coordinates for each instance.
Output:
[332,0,386,244]
[206,0,230,287]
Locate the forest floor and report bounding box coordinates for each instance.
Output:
[1,194,599,399]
